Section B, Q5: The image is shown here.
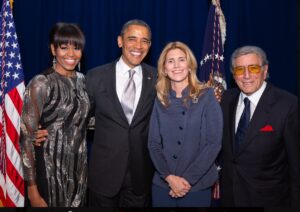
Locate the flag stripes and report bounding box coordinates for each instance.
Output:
[0,0,25,207]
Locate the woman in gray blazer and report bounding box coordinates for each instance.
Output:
[148,41,223,207]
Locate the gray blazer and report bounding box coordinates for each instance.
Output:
[148,88,223,191]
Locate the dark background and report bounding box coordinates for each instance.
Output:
[11,0,297,95]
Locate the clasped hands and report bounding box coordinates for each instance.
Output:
[165,175,191,198]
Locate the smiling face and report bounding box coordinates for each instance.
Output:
[51,43,82,76]
[117,24,151,68]
[164,48,189,87]
[233,53,268,95]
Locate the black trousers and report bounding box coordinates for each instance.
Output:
[88,170,151,208]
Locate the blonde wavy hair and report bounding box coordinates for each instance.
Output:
[156,41,207,107]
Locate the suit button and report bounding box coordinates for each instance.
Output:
[173,155,178,159]
[182,111,185,115]
[177,141,181,145]
[179,126,183,130]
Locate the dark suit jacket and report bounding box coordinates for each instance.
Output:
[85,60,156,197]
[220,83,300,207]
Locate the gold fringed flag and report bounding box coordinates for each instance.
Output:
[0,0,25,207]
[198,0,227,200]
[199,0,227,95]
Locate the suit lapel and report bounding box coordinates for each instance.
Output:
[131,64,155,125]
[105,62,129,126]
[237,84,275,154]
[230,94,240,155]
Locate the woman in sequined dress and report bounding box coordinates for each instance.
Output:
[20,22,89,207]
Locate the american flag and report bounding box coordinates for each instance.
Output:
[199,0,227,95]
[198,0,226,201]
[0,0,25,207]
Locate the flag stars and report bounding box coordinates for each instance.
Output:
[12,72,19,80]
[200,53,224,66]
[5,31,11,38]
[12,42,17,49]
[9,51,15,58]
[4,71,10,78]
[15,63,21,70]
[6,61,12,68]
[0,1,25,94]
[204,54,210,62]
[7,22,13,28]
[201,53,224,62]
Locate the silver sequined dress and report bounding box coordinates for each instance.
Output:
[20,68,90,207]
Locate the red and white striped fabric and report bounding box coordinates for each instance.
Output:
[0,0,25,207]
[0,84,25,207]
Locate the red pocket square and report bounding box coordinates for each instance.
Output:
[260,125,273,132]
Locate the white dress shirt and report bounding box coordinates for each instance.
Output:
[235,81,267,132]
[116,56,142,115]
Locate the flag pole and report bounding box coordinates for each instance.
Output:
[0,0,7,178]
[212,0,226,48]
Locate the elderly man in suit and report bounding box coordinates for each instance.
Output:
[220,45,299,207]
[85,19,156,208]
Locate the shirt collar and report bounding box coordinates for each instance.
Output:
[118,56,142,76]
[238,81,267,107]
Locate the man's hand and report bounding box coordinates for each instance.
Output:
[33,125,48,146]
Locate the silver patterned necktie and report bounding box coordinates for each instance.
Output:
[121,69,136,124]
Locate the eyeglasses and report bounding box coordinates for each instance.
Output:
[232,64,263,76]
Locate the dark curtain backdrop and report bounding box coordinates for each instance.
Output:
[12,0,297,94]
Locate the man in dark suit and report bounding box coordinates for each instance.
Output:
[220,45,299,207]
[85,19,156,207]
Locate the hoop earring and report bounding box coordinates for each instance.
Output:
[52,56,56,69]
